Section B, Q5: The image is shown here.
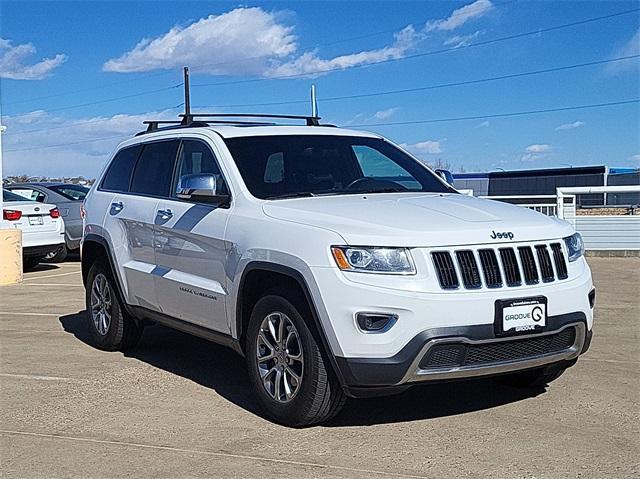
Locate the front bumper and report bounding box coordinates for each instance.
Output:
[334,312,591,394]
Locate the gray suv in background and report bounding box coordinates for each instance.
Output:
[5,182,88,261]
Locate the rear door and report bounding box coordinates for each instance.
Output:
[100,140,179,309]
[153,138,231,331]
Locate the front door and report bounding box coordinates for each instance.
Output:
[153,139,231,332]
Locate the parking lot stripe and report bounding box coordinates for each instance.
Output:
[0,312,72,317]
[0,430,429,479]
[20,283,84,287]
[0,373,72,381]
[23,271,81,281]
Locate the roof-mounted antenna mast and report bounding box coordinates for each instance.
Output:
[310,84,318,118]
[183,66,192,124]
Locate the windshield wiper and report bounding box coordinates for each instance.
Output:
[265,192,317,200]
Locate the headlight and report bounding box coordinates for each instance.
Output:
[563,232,584,262]
[331,246,416,274]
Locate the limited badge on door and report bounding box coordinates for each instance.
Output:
[495,296,547,336]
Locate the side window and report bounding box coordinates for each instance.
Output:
[101,145,142,192]
[264,152,284,184]
[130,140,180,197]
[174,140,229,197]
[9,188,45,202]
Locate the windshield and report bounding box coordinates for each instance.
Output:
[48,184,89,200]
[3,189,32,202]
[223,135,452,199]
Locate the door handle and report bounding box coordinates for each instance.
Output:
[110,201,124,214]
[157,208,173,220]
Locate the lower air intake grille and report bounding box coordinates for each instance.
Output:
[419,328,576,370]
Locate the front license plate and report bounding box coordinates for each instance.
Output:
[28,216,44,226]
[495,296,547,336]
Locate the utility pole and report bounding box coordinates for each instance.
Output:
[310,84,318,117]
[183,66,191,123]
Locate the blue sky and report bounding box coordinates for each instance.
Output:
[1,0,638,177]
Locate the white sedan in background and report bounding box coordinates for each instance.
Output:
[2,189,65,270]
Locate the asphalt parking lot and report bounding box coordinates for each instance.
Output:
[1,257,638,478]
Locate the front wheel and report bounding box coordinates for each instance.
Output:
[85,260,142,351]
[245,293,345,426]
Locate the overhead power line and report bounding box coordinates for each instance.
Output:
[6,84,183,118]
[1,70,180,107]
[10,54,637,138]
[5,104,185,137]
[4,134,130,153]
[349,99,640,128]
[5,98,638,153]
[192,7,640,88]
[194,55,640,109]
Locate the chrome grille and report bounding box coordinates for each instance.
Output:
[455,250,482,289]
[535,245,554,282]
[499,248,522,287]
[432,251,459,289]
[432,242,569,290]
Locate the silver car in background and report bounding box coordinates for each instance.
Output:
[5,182,89,261]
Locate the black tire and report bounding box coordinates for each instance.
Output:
[85,259,143,351]
[245,292,346,427]
[44,245,68,263]
[497,363,569,388]
[23,257,42,271]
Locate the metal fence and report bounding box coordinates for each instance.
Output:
[471,185,640,251]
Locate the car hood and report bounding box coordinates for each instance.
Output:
[262,193,573,247]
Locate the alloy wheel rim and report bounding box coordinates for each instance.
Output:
[256,312,304,403]
[90,273,112,336]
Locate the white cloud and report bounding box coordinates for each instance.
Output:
[521,144,552,162]
[104,8,422,78]
[629,154,640,163]
[525,144,552,154]
[373,108,399,120]
[606,29,640,75]
[261,25,421,77]
[2,109,177,177]
[426,0,493,32]
[443,30,483,48]
[555,121,585,131]
[476,120,490,128]
[0,38,67,80]
[401,140,443,155]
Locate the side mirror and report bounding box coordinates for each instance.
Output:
[435,169,454,186]
[176,173,230,205]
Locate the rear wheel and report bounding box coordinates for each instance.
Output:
[245,293,345,426]
[497,363,569,388]
[85,259,143,351]
[22,257,42,271]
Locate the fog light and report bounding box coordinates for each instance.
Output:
[589,288,596,309]
[356,313,398,333]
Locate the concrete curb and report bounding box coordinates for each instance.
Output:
[585,250,640,257]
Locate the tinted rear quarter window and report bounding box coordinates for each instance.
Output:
[130,140,180,197]
[101,145,142,192]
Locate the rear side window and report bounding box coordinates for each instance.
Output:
[101,145,142,192]
[130,140,180,197]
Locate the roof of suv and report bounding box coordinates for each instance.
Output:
[206,125,382,139]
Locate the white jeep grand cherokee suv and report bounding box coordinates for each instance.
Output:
[81,114,594,426]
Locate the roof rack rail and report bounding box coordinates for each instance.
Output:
[180,113,321,126]
[138,112,324,135]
